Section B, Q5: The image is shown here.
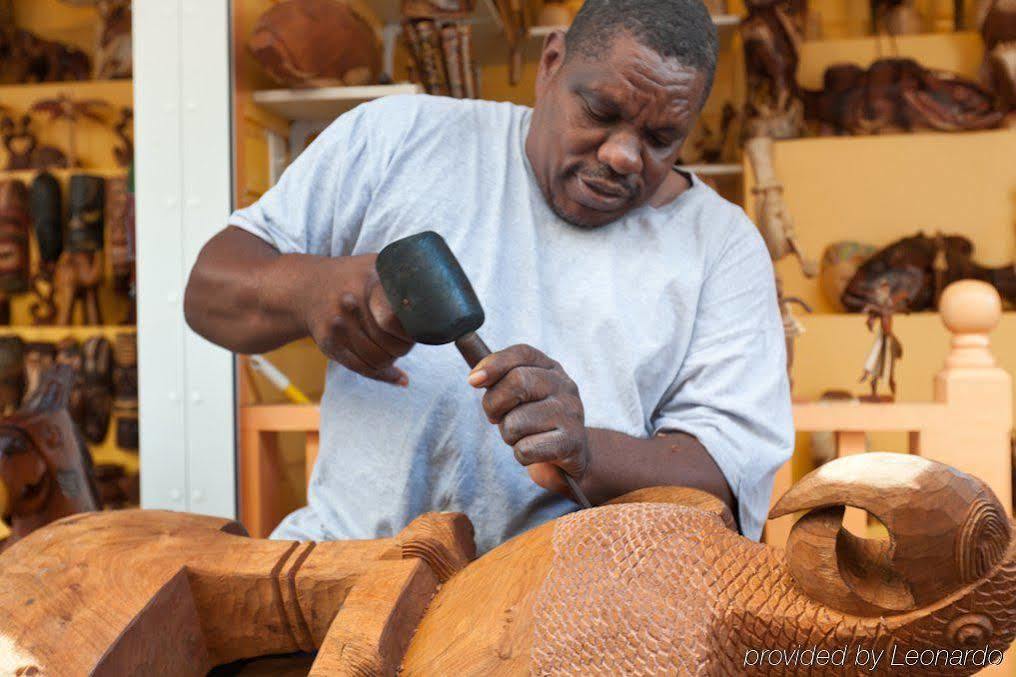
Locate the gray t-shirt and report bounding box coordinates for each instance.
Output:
[229,94,793,552]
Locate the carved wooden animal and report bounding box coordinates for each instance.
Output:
[842,232,1016,312]
[248,0,381,88]
[1,454,1013,675]
[804,58,1005,135]
[0,365,100,553]
[0,6,90,84]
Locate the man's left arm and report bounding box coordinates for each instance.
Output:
[467,215,794,538]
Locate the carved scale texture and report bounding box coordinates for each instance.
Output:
[529,503,1016,676]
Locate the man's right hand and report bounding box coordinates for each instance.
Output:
[298,253,415,385]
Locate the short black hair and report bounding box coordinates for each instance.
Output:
[565,0,719,91]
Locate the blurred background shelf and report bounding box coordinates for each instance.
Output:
[252,83,423,121]
[681,163,743,177]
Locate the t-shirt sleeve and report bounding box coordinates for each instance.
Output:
[650,210,794,541]
[227,97,410,257]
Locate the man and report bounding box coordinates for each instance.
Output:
[185,0,793,552]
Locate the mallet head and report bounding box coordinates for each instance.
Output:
[375,231,485,345]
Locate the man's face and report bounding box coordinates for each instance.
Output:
[527,31,708,228]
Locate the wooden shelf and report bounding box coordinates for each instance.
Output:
[680,163,742,177]
[252,83,423,121]
[0,167,127,182]
[0,78,132,99]
[528,14,740,39]
[0,325,134,341]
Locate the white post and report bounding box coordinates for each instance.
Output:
[134,0,236,517]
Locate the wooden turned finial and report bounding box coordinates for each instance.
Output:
[939,279,1002,369]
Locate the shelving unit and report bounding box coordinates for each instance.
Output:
[0,2,138,489]
[251,83,423,121]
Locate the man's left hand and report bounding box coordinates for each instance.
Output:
[467,344,588,494]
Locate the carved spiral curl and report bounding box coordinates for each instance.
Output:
[770,453,1014,617]
[957,498,1012,584]
[947,614,994,648]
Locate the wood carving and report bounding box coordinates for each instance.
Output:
[0,335,23,416]
[29,95,109,169]
[105,174,130,292]
[0,114,67,171]
[0,364,100,553]
[858,280,907,399]
[81,336,112,444]
[93,462,138,508]
[871,0,924,35]
[0,178,30,297]
[820,240,878,310]
[55,338,85,431]
[22,342,55,401]
[2,455,1013,674]
[740,0,806,140]
[804,59,1004,135]
[842,232,1016,313]
[112,331,137,451]
[0,1,90,84]
[54,175,105,326]
[29,172,63,325]
[112,105,133,167]
[979,0,1016,117]
[248,0,382,88]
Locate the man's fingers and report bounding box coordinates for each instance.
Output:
[332,299,402,370]
[498,399,564,446]
[366,281,414,344]
[331,346,408,386]
[482,366,557,423]
[468,344,558,388]
[511,428,570,466]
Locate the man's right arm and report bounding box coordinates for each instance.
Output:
[184,226,414,385]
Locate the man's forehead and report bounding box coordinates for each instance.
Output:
[568,39,706,116]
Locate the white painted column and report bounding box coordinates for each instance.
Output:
[134,0,237,517]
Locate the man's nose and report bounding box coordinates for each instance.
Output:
[597,130,643,177]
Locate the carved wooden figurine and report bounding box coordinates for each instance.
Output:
[81,336,112,444]
[55,174,105,326]
[0,365,100,553]
[29,95,109,169]
[858,279,907,399]
[248,0,382,88]
[0,1,91,84]
[0,114,67,170]
[113,331,137,451]
[55,338,85,431]
[0,453,1013,674]
[22,342,55,401]
[842,232,1016,313]
[105,175,131,292]
[979,0,1016,118]
[112,106,133,167]
[58,0,133,79]
[29,171,63,325]
[0,179,31,308]
[0,335,23,416]
[740,0,806,140]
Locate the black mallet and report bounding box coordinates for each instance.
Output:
[376,231,593,509]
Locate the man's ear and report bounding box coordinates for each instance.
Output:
[535,30,567,100]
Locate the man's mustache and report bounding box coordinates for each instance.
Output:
[577,165,637,198]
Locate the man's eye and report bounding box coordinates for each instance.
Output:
[584,103,613,123]
[648,134,673,148]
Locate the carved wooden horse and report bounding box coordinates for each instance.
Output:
[1,453,1013,675]
[0,365,100,553]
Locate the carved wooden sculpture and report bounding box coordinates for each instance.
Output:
[22,342,55,401]
[55,174,105,326]
[804,59,1004,136]
[112,106,133,167]
[81,336,112,444]
[979,0,1016,117]
[740,0,806,140]
[105,174,130,292]
[0,1,90,84]
[0,335,23,416]
[29,95,109,169]
[60,0,132,79]
[820,240,878,310]
[0,178,31,305]
[1,454,1014,674]
[842,232,1016,313]
[858,280,907,399]
[871,0,924,35]
[248,0,382,88]
[0,365,100,553]
[112,331,137,451]
[28,172,63,325]
[0,114,67,171]
[55,338,85,431]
